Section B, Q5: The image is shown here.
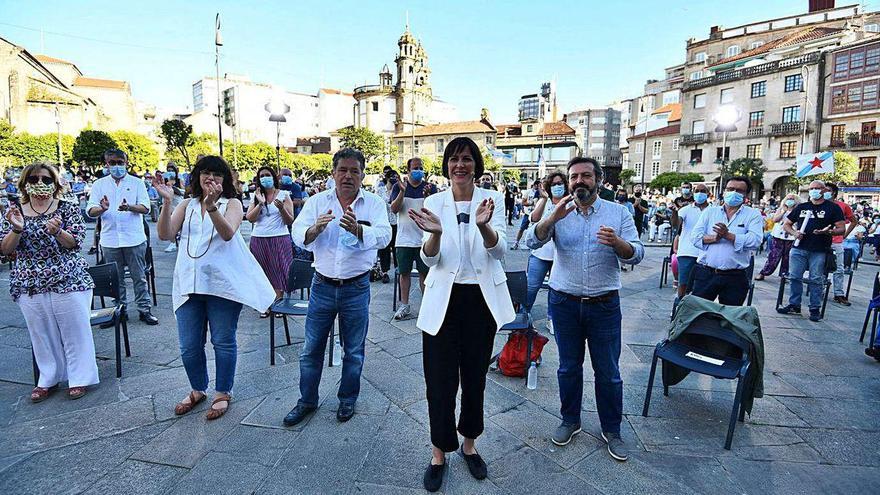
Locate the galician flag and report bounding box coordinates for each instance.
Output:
[795,151,835,178]
[537,148,547,178]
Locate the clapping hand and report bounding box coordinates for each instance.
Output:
[339,206,359,235]
[812,225,833,235]
[538,186,549,200]
[313,209,335,235]
[152,175,174,201]
[549,194,577,223]
[99,195,110,211]
[45,215,62,236]
[475,198,495,226]
[712,222,730,239]
[273,197,284,210]
[118,198,130,211]
[597,225,622,248]
[409,207,442,234]
[5,206,23,231]
[254,190,265,205]
[203,180,222,210]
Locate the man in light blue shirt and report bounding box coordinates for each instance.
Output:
[689,176,763,305]
[526,157,643,462]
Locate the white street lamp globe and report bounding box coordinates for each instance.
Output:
[713,105,739,128]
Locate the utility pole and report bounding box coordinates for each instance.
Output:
[215,13,224,157]
[54,103,62,166]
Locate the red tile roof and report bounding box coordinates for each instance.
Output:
[392,119,496,138]
[709,27,844,68]
[73,76,127,90]
[496,121,575,136]
[651,103,681,122]
[35,54,74,65]
[320,88,354,97]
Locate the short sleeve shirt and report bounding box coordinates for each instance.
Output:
[786,201,845,252]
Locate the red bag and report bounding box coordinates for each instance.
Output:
[497,330,550,377]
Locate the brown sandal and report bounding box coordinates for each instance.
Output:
[68,386,87,400]
[31,387,51,403]
[174,391,206,416]
[206,394,231,421]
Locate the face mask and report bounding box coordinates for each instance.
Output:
[102,166,109,176]
[724,191,744,207]
[482,183,492,189]
[823,191,833,200]
[248,185,256,192]
[875,219,880,224]
[410,169,425,182]
[694,192,708,204]
[808,189,822,200]
[281,175,293,185]
[681,188,691,196]
[616,195,627,203]
[784,199,796,207]
[25,182,55,199]
[259,177,274,189]
[109,165,127,179]
[658,206,667,212]
[549,184,565,198]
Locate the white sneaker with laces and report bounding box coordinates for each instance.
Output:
[394,304,412,320]
[164,244,177,253]
[546,320,554,335]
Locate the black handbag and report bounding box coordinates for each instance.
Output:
[824,249,837,274]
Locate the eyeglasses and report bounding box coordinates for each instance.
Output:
[107,160,125,166]
[26,176,54,185]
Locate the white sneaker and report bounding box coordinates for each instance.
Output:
[394,304,411,320]
[164,244,177,253]
[546,320,554,335]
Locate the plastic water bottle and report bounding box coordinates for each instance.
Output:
[527,361,537,390]
[332,338,342,366]
[339,229,358,247]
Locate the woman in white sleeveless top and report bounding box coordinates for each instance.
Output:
[154,156,275,421]
[245,166,294,311]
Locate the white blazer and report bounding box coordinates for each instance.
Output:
[416,187,516,336]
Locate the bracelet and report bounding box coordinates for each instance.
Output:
[11,228,22,234]
[206,206,218,213]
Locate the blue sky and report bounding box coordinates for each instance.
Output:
[0,0,844,123]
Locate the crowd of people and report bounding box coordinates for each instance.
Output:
[2,138,878,492]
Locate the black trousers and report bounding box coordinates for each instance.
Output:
[423,284,497,452]
[691,264,749,306]
[378,224,397,272]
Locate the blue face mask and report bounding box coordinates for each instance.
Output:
[784,199,796,207]
[550,184,565,198]
[681,188,691,196]
[281,175,293,185]
[694,192,708,204]
[808,188,822,200]
[410,169,425,182]
[259,177,275,189]
[724,191,744,207]
[109,165,127,179]
[823,191,833,200]
[163,171,176,181]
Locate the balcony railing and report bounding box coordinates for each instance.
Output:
[849,133,880,149]
[683,52,821,92]
[680,133,712,145]
[353,84,388,95]
[769,121,808,137]
[858,171,877,183]
[828,139,846,148]
[746,127,764,137]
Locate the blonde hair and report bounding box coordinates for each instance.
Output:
[17,162,62,203]
[782,193,800,207]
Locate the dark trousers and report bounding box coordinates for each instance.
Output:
[759,238,792,277]
[378,224,397,273]
[423,284,497,452]
[550,290,623,434]
[691,264,749,306]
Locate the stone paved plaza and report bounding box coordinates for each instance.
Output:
[1,222,879,494]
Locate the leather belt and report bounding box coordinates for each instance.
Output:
[698,264,746,275]
[554,289,618,304]
[315,271,369,286]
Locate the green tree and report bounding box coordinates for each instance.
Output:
[721,157,767,189]
[160,119,195,167]
[111,130,159,174]
[787,151,859,187]
[0,119,13,141]
[648,171,704,192]
[618,168,637,187]
[72,130,117,173]
[163,132,217,170]
[337,127,385,163]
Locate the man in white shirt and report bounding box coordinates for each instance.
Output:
[284,148,392,427]
[87,149,158,325]
[671,183,710,299]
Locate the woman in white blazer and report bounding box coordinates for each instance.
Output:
[409,137,515,492]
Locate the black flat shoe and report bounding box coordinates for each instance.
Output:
[460,447,487,480]
[336,403,355,422]
[283,404,316,427]
[423,460,446,492]
[139,312,159,325]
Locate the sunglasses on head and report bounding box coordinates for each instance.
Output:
[26,176,54,185]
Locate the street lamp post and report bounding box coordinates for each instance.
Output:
[215,13,224,157]
[410,60,423,157]
[54,103,62,166]
[800,65,811,155]
[713,104,741,191]
[266,94,290,169]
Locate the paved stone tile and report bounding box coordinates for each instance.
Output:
[353,482,425,494]
[0,344,36,384]
[376,333,423,358]
[776,396,879,431]
[365,318,408,344]
[443,454,507,494]
[0,396,156,456]
[718,457,880,494]
[774,372,879,401]
[0,380,30,427]
[170,452,270,495]
[82,459,188,495]
[10,381,122,425]
[360,349,425,408]
[0,423,170,495]
[211,424,299,467]
[628,415,822,462]
[131,396,263,468]
[0,325,34,348]
[797,428,880,466]
[489,446,603,495]
[356,410,429,491]
[571,449,742,495]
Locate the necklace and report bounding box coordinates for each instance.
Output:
[184,203,216,259]
[31,199,54,216]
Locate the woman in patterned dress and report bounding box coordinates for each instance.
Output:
[1,163,98,402]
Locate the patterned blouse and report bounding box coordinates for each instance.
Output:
[1,200,94,301]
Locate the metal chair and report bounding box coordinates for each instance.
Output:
[642,312,752,450]
[268,260,314,365]
[745,256,756,306]
[843,249,856,300]
[660,244,675,288]
[142,219,157,306]
[490,271,540,377]
[392,267,421,313]
[859,273,880,344]
[775,266,832,319]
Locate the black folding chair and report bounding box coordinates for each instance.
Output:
[843,249,856,300]
[94,217,104,265]
[490,271,540,377]
[142,219,157,306]
[642,312,752,450]
[392,267,421,313]
[859,273,880,344]
[776,267,832,319]
[267,260,315,365]
[745,256,756,306]
[660,244,674,288]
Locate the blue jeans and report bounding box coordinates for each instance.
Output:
[176,294,243,394]
[788,247,826,310]
[298,273,371,408]
[525,255,553,318]
[549,289,623,435]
